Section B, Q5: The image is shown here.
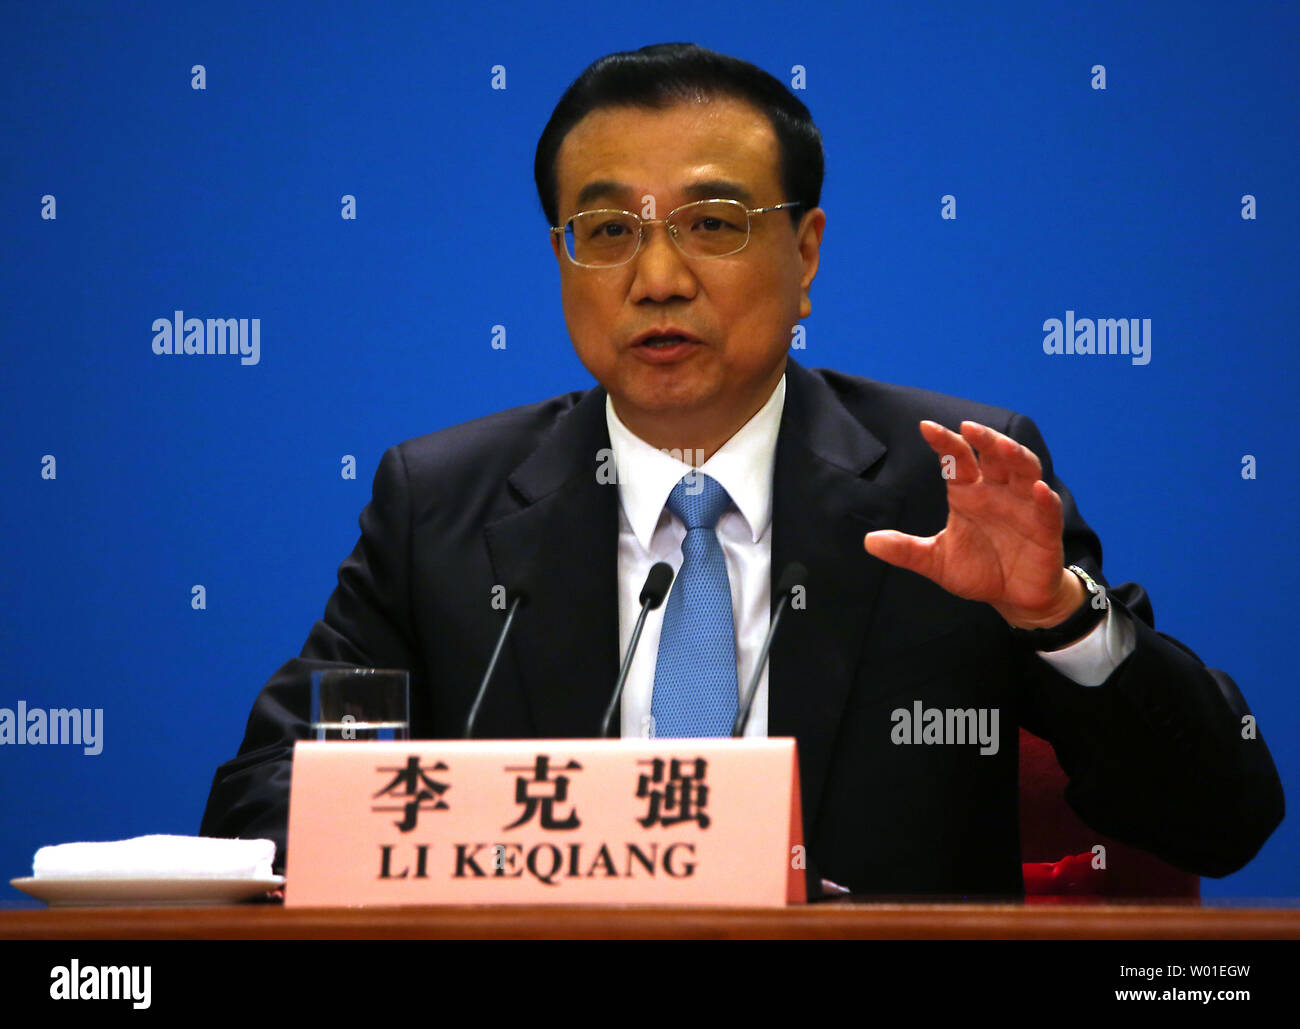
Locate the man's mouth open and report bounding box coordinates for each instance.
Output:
[632,331,703,362]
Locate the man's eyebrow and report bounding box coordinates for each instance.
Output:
[680,180,756,205]
[575,180,633,208]
[573,178,759,210]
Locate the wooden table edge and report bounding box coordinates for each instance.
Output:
[3,903,1299,940]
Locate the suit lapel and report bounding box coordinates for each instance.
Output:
[770,361,905,833]
[483,387,621,738]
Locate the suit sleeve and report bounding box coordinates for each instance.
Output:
[1005,412,1284,878]
[199,445,419,873]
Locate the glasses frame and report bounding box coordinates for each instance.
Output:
[550,198,804,268]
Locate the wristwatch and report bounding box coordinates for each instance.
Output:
[1009,565,1108,652]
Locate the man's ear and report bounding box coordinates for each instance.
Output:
[797,207,826,320]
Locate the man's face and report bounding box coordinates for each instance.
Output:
[550,96,825,449]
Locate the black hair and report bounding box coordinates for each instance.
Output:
[534,43,823,228]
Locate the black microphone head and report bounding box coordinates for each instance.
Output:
[640,562,674,609]
[775,561,807,598]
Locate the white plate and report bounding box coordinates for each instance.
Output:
[10,875,284,907]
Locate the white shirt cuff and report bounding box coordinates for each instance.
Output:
[1035,603,1136,687]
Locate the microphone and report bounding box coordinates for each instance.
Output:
[599,562,674,738]
[732,561,807,738]
[462,586,528,739]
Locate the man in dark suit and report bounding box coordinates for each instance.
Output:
[201,43,1282,895]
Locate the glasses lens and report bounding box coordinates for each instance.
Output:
[567,210,640,266]
[668,200,750,257]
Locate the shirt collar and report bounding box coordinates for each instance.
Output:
[604,373,786,549]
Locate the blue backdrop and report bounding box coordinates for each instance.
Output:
[2,0,1296,899]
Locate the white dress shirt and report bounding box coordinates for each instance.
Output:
[607,373,1136,738]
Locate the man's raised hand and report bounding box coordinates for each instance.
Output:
[863,420,1085,629]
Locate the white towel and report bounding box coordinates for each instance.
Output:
[33,835,277,879]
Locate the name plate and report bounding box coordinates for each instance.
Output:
[285,738,804,907]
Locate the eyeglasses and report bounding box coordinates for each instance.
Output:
[551,198,803,268]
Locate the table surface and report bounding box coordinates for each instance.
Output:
[4,900,1299,939]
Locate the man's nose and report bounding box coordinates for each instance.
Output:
[628,221,698,302]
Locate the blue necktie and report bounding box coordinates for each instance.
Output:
[651,472,739,737]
